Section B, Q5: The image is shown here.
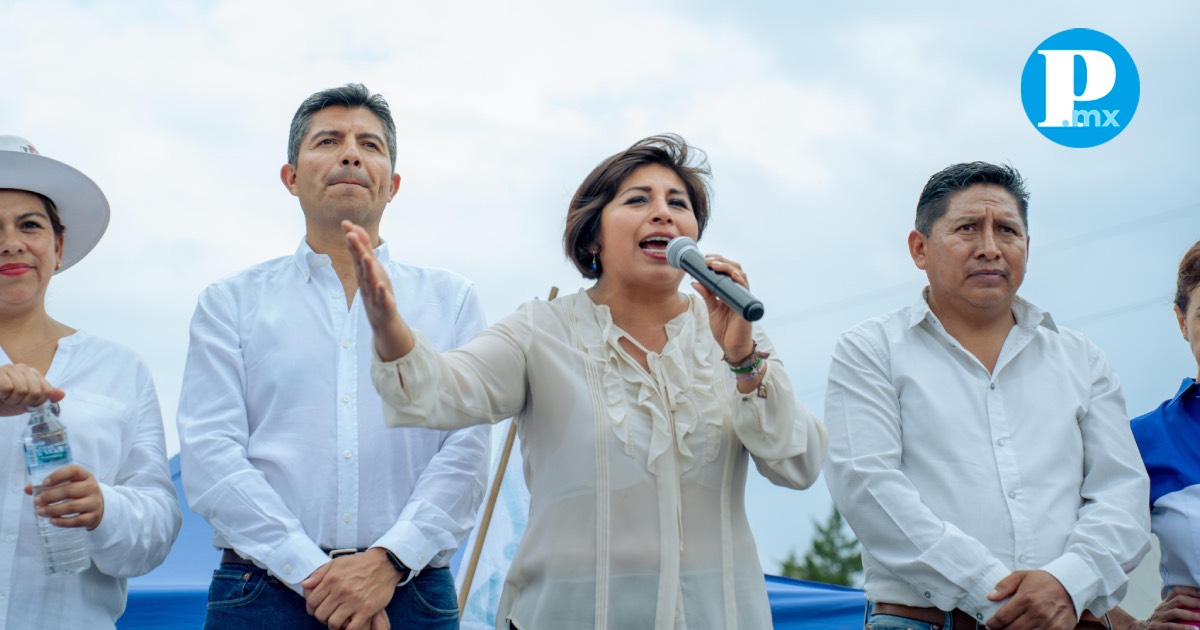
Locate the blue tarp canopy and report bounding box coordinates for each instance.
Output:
[118,457,865,628]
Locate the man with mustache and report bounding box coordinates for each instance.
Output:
[177,83,489,630]
[822,162,1150,630]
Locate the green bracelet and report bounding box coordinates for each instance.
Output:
[724,342,758,369]
[729,355,762,374]
[734,357,767,381]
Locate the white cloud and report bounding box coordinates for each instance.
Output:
[5,0,1200,584]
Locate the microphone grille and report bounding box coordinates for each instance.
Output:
[665,237,697,269]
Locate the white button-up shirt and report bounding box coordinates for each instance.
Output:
[0,332,180,629]
[177,239,489,592]
[823,291,1149,621]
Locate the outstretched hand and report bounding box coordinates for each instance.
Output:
[343,220,414,362]
[344,220,398,330]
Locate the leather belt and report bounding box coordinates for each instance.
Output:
[871,602,1112,630]
[220,548,256,566]
[220,548,368,566]
[872,602,982,628]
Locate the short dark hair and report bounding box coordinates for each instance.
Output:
[287,83,397,170]
[1176,240,1200,313]
[563,134,711,279]
[915,162,1029,236]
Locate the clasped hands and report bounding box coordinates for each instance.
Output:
[302,547,403,630]
[984,570,1076,630]
[1126,586,1200,630]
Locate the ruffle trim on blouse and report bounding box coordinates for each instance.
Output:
[567,290,725,475]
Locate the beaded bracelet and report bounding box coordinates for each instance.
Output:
[729,355,761,374]
[728,341,770,382]
[733,356,766,381]
[724,342,759,370]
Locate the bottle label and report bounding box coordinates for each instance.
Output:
[23,441,71,476]
[34,442,70,465]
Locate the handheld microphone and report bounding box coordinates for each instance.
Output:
[665,236,765,322]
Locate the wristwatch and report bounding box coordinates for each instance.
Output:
[383,549,411,583]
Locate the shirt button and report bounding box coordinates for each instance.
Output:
[1018,554,1028,563]
[343,513,352,523]
[923,591,931,599]
[418,555,425,564]
[330,292,338,300]
[342,339,350,349]
[283,564,293,574]
[1007,490,1017,499]
[343,450,352,459]
[996,438,1006,446]
[989,383,996,390]
[342,394,351,403]
[4,535,13,544]
[976,613,985,621]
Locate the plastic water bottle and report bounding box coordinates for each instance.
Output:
[22,401,90,575]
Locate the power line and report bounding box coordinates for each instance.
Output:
[767,280,918,326]
[789,293,1174,403]
[1037,202,1200,255]
[1060,294,1171,328]
[766,202,1200,327]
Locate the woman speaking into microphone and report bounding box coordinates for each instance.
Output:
[345,134,827,630]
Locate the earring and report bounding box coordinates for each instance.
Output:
[590,252,597,273]
[56,261,62,271]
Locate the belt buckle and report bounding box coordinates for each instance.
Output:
[327,548,359,559]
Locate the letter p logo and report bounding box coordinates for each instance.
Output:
[1021,29,1139,147]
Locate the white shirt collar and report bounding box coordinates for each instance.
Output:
[290,236,392,282]
[908,286,1059,333]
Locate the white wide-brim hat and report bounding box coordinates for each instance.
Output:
[0,135,109,273]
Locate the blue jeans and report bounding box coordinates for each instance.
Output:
[867,613,975,630]
[203,562,459,629]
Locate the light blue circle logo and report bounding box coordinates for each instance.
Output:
[1020,28,1139,148]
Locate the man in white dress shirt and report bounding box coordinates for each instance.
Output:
[177,83,489,630]
[823,162,1150,630]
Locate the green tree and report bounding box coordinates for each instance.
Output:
[780,506,862,586]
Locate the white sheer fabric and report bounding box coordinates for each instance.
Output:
[373,289,827,629]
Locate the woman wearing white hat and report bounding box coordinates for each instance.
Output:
[0,135,181,629]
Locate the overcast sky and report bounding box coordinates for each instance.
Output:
[4,0,1199,581]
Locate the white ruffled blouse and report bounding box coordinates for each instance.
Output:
[373,289,827,629]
